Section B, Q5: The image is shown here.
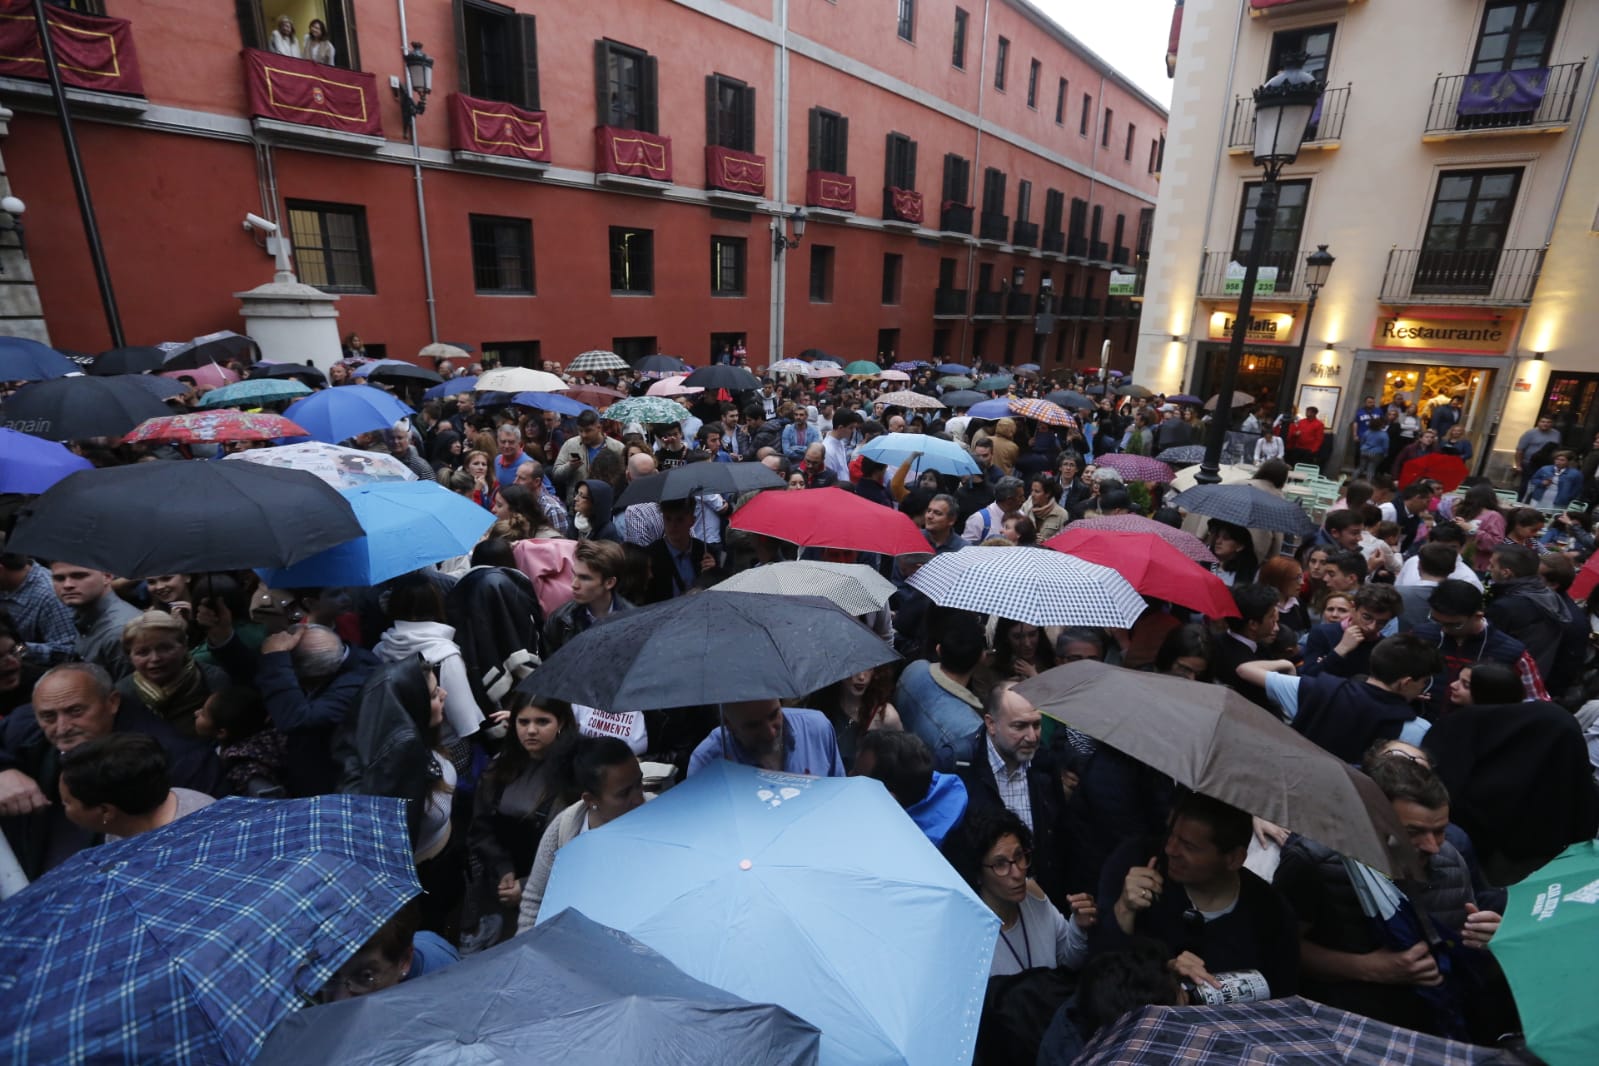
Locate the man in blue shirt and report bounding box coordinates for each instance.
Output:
[781,408,820,463]
[687,699,845,777]
[494,423,533,488]
[894,614,986,769]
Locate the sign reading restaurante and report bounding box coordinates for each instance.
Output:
[1373,314,1512,354]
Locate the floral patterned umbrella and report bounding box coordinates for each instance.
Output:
[1095,452,1176,484]
[225,441,417,488]
[123,412,308,444]
[873,390,945,411]
[601,396,691,425]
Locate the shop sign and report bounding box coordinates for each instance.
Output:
[1373,314,1512,354]
[1223,260,1277,295]
[1209,310,1295,343]
[1108,271,1138,296]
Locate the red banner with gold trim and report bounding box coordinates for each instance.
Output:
[243,48,381,137]
[0,0,143,95]
[596,126,672,182]
[806,170,856,212]
[886,186,923,224]
[705,145,766,196]
[449,93,551,162]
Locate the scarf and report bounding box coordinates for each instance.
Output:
[133,658,209,732]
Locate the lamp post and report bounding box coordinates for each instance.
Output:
[393,42,438,341]
[1277,243,1335,425]
[1195,56,1323,485]
[397,42,435,136]
[771,206,808,259]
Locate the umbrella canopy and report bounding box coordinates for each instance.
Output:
[646,375,702,397]
[876,369,911,382]
[253,362,329,388]
[891,360,930,371]
[1048,528,1237,617]
[936,362,968,375]
[256,481,496,588]
[540,761,997,1066]
[227,440,418,488]
[975,374,1014,392]
[1060,514,1217,563]
[422,375,477,400]
[684,364,761,392]
[0,795,420,1066]
[363,361,443,386]
[909,546,1147,628]
[809,358,842,370]
[859,432,980,477]
[1171,461,1256,492]
[1014,661,1419,877]
[712,560,898,616]
[1044,390,1093,411]
[123,374,190,400]
[160,363,240,390]
[563,383,627,408]
[0,336,79,381]
[1015,362,1041,374]
[806,365,846,379]
[966,398,1015,420]
[940,389,987,409]
[0,375,173,441]
[1084,384,1107,396]
[1117,383,1154,399]
[938,375,976,390]
[476,366,566,393]
[256,909,820,1066]
[601,396,691,425]
[123,411,308,444]
[89,345,166,376]
[614,463,785,509]
[159,330,259,370]
[1168,394,1202,406]
[769,358,812,375]
[1399,452,1469,492]
[522,592,898,711]
[1170,483,1317,536]
[479,390,595,417]
[199,378,312,409]
[843,360,880,376]
[566,349,629,373]
[1155,444,1208,465]
[1008,397,1076,428]
[283,384,414,444]
[633,354,689,376]
[1204,389,1256,411]
[417,341,471,364]
[9,460,364,577]
[730,485,930,557]
[1571,555,1599,602]
[0,427,92,494]
[873,389,945,411]
[1095,452,1176,484]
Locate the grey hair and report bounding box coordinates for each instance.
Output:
[291,624,346,679]
[930,493,960,515]
[994,476,1026,501]
[39,661,115,699]
[1055,627,1106,656]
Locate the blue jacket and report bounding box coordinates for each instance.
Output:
[1358,426,1390,457]
[780,423,820,462]
[1528,463,1582,507]
[906,771,968,846]
[893,661,983,771]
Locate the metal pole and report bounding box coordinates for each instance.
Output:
[31,0,122,346]
[1196,175,1278,485]
[409,124,438,344]
[1277,286,1318,422]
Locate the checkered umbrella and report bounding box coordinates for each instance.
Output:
[601,396,691,425]
[1095,452,1175,484]
[713,560,898,617]
[1007,397,1077,429]
[1170,483,1317,536]
[1156,444,1207,465]
[1054,514,1216,563]
[873,390,945,411]
[567,349,629,373]
[0,796,421,1065]
[907,546,1145,628]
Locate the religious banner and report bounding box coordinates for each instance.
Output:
[449,93,551,162]
[886,186,923,224]
[806,170,856,212]
[0,0,144,95]
[243,49,381,136]
[595,126,672,182]
[705,145,766,196]
[1457,68,1549,116]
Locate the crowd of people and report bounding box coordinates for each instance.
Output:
[2,347,1596,1063]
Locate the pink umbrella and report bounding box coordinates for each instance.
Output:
[806,365,846,379]
[1095,452,1176,484]
[1057,514,1217,563]
[160,363,239,390]
[877,369,911,382]
[647,376,702,398]
[122,411,309,444]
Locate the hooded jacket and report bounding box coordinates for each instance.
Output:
[338,655,440,842]
[989,418,1019,474]
[567,478,619,542]
[373,619,483,744]
[1485,577,1569,682]
[444,566,542,714]
[905,770,969,847]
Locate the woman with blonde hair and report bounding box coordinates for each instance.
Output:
[117,611,231,735]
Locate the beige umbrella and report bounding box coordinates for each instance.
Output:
[873,390,945,411]
[1171,461,1256,492]
[476,366,567,393]
[712,561,898,617]
[418,342,469,364]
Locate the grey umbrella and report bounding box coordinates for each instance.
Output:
[1170,482,1317,536]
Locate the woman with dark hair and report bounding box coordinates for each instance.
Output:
[566,479,619,542]
[59,733,214,841]
[490,484,550,542]
[428,428,465,477]
[373,574,492,747]
[1452,483,1505,571]
[1056,452,1091,510]
[991,618,1057,682]
[1204,518,1259,587]
[1153,623,1215,682]
[810,666,901,769]
[303,17,336,64]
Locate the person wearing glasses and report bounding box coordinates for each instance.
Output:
[1407,580,1548,720]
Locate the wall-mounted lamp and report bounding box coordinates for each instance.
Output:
[1533,351,1546,361]
[395,42,435,137]
[1011,267,1027,289]
[0,195,25,274]
[772,206,808,259]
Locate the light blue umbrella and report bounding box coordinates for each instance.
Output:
[255,480,493,587]
[477,390,594,417]
[0,427,91,493]
[540,761,998,1066]
[859,431,980,477]
[422,375,477,400]
[965,398,1013,419]
[199,378,312,409]
[283,384,413,444]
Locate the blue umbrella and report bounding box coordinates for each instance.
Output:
[476,390,594,417]
[935,362,967,375]
[1168,394,1202,406]
[0,336,78,381]
[0,427,92,493]
[256,480,494,587]
[859,432,980,477]
[422,375,478,400]
[540,761,998,1066]
[284,384,413,444]
[0,795,420,1065]
[200,378,313,409]
[966,398,1014,419]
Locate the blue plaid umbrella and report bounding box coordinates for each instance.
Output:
[0,795,420,1065]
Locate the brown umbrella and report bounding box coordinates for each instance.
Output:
[1203,390,1255,411]
[1013,661,1420,878]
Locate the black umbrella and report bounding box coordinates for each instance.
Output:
[364,362,444,386]
[253,362,328,388]
[940,389,987,409]
[633,354,686,375]
[90,346,167,376]
[120,374,190,401]
[522,591,899,711]
[1045,390,1094,410]
[682,365,760,393]
[1156,445,1208,465]
[797,348,837,362]
[0,376,173,441]
[1084,384,1107,396]
[615,463,785,509]
[1116,383,1154,399]
[1169,483,1317,536]
[161,331,260,371]
[8,461,363,577]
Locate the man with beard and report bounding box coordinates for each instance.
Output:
[686,699,845,778]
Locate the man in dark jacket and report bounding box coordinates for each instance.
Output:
[1486,544,1570,685]
[1535,553,1592,702]
[543,540,632,655]
[1213,584,1281,713]
[643,499,718,603]
[1300,585,1402,679]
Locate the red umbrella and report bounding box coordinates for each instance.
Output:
[1049,514,1217,564]
[122,411,309,444]
[1572,556,1599,602]
[1398,452,1468,492]
[566,384,628,408]
[1095,453,1176,484]
[730,486,929,556]
[1047,527,1238,618]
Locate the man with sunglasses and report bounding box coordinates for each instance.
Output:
[1406,580,1547,720]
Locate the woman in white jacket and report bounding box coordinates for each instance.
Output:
[373,574,497,747]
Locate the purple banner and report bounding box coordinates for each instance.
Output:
[1457,68,1549,116]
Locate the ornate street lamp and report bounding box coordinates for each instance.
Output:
[1278,244,1336,425]
[398,43,435,137]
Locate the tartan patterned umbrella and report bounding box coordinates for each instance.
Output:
[567,349,629,373]
[907,546,1146,628]
[1170,483,1318,536]
[1095,452,1175,483]
[1060,514,1217,564]
[123,411,309,444]
[0,796,421,1065]
[601,396,692,425]
[1008,397,1077,429]
[873,390,945,411]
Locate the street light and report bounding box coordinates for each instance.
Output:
[1277,244,1335,422]
[1195,54,1323,485]
[772,206,808,259]
[397,42,435,137]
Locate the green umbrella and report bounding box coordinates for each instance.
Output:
[975,374,1014,392]
[1489,841,1599,1066]
[601,396,691,425]
[843,360,880,376]
[938,375,975,389]
[197,378,312,409]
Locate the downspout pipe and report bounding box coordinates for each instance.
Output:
[395,0,438,345]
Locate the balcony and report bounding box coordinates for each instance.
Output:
[1005,290,1033,317]
[0,3,146,98]
[1012,220,1040,249]
[1105,297,1136,319]
[973,291,1004,317]
[1423,62,1584,141]
[1090,241,1110,263]
[1198,248,1321,300]
[1228,84,1349,153]
[244,49,383,147]
[884,186,925,225]
[1112,245,1131,266]
[940,202,974,235]
[1042,229,1065,254]
[1060,296,1086,318]
[1067,235,1089,259]
[1379,247,1545,306]
[806,170,856,212]
[706,145,767,197]
[1248,0,1367,15]
[451,94,551,172]
[934,287,968,317]
[1081,297,1102,319]
[979,211,1010,243]
[597,126,674,185]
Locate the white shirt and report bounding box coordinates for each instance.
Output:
[1395,553,1482,590]
[822,435,852,483]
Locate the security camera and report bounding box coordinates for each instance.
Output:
[0,196,22,216]
[243,212,278,235]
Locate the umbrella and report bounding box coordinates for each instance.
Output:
[9,461,364,577]
[0,336,78,381]
[936,362,968,375]
[348,358,409,378]
[1170,483,1317,536]
[601,396,691,425]
[1045,390,1093,410]
[522,592,898,711]
[809,358,842,370]
[891,360,930,371]
[1399,452,1469,492]
[1084,384,1107,396]
[806,365,846,379]
[730,486,931,557]
[1571,555,1599,602]
[614,463,785,509]
[422,375,477,399]
[479,390,595,417]
[684,364,761,392]
[1117,383,1154,399]
[0,795,420,1066]
[859,432,980,477]
[843,360,881,376]
[873,390,945,411]
[646,376,702,397]
[769,358,812,375]
[476,366,566,393]
[712,560,898,616]
[89,345,166,376]
[797,348,836,362]
[909,545,1147,628]
[160,363,240,390]
[941,389,986,409]
[0,427,92,494]
[1059,514,1217,563]
[1048,528,1237,617]
[1488,842,1599,1066]
[1171,461,1256,492]
[1014,661,1419,877]
[227,440,418,488]
[540,761,997,1066]
[255,909,820,1066]
[283,384,414,444]
[564,383,627,408]
[1015,362,1041,375]
[975,374,1014,392]
[363,361,444,386]
[566,349,629,373]
[1203,389,1256,411]
[1168,393,1203,406]
[417,341,470,364]
[1008,397,1076,428]
[160,330,260,370]
[123,374,191,400]
[253,362,329,388]
[1095,452,1176,484]
[938,375,975,390]
[1156,444,1208,464]
[877,369,911,382]
[633,354,689,376]
[0,376,172,441]
[199,378,312,409]
[965,398,1014,420]
[122,411,309,444]
[256,481,496,588]
[1073,997,1508,1066]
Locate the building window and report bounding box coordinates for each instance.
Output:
[808,107,849,173]
[885,132,917,189]
[1148,138,1160,173]
[1016,180,1032,223]
[897,0,915,41]
[480,339,540,368]
[1080,93,1092,135]
[710,235,746,296]
[707,73,756,152]
[882,253,903,304]
[933,327,951,359]
[942,153,971,203]
[710,331,746,364]
[1027,59,1041,108]
[972,326,988,358]
[809,245,835,302]
[239,0,360,71]
[1136,207,1155,256]
[1269,23,1335,82]
[1090,205,1103,245]
[981,168,1007,214]
[1044,188,1064,233]
[612,337,657,363]
[994,37,1009,90]
[1471,0,1563,72]
[1068,198,1088,241]
[1233,178,1311,282]
[455,0,539,109]
[469,215,534,294]
[285,200,373,293]
[1102,107,1113,146]
[595,38,657,132]
[952,7,968,69]
[1112,213,1126,252]
[1054,77,1068,124]
[878,328,900,362]
[1417,168,1523,291]
[1125,123,1135,161]
[608,226,654,294]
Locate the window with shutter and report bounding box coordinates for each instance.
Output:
[707,74,755,151]
[810,108,847,173]
[596,39,655,131]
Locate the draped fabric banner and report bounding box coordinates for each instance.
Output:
[1458,68,1550,116]
[595,126,673,182]
[0,0,144,95]
[449,93,551,162]
[886,187,923,224]
[806,170,856,212]
[243,48,381,136]
[705,145,766,196]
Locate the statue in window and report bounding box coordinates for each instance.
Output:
[268,15,303,59]
[304,19,337,66]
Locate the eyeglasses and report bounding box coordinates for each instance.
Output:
[1428,613,1473,633]
[984,850,1031,875]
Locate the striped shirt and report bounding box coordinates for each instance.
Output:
[987,735,1034,831]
